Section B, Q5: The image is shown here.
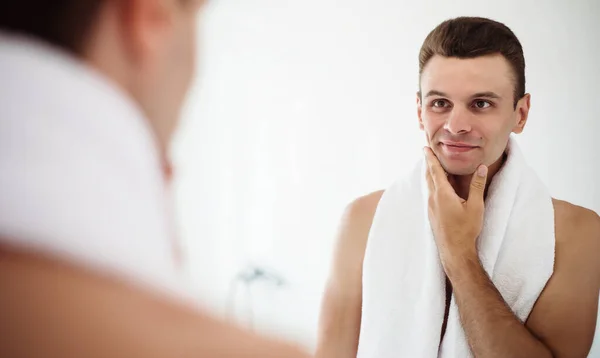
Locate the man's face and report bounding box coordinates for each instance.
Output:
[135,0,205,156]
[417,54,530,176]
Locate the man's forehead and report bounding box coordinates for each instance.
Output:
[421,54,514,97]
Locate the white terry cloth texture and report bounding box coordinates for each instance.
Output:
[0,32,193,303]
[357,137,555,358]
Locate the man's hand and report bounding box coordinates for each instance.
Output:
[423,147,556,358]
[423,147,488,269]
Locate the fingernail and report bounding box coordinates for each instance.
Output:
[477,165,488,177]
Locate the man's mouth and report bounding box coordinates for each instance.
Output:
[439,141,479,153]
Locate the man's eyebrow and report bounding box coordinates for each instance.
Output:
[424,90,502,100]
[471,92,502,100]
[424,90,448,98]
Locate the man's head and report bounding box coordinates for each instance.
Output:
[417,17,530,176]
[0,0,205,158]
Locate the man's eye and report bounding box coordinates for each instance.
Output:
[432,100,449,108]
[474,100,491,109]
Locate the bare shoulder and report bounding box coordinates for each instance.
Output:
[0,244,310,358]
[337,190,385,248]
[315,190,385,357]
[552,198,600,243]
[552,198,599,223]
[551,198,600,277]
[329,189,385,279]
[341,190,385,228]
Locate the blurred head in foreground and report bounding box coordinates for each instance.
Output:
[0,0,205,160]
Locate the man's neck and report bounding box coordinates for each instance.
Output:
[449,152,507,201]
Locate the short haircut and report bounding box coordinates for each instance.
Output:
[0,1,104,55]
[419,17,526,107]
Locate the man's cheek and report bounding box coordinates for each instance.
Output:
[422,125,435,145]
[422,131,435,148]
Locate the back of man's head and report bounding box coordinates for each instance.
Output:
[419,17,525,108]
[0,2,103,56]
[0,1,203,158]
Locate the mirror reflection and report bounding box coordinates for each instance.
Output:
[176,1,600,357]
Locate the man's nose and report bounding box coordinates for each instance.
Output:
[443,107,472,135]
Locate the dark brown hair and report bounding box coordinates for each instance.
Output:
[0,1,104,55]
[419,17,526,108]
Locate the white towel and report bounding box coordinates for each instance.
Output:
[356,137,555,358]
[0,32,192,303]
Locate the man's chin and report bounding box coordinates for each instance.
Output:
[439,162,477,177]
[448,169,477,177]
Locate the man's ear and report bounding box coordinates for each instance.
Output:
[417,91,424,130]
[120,0,173,65]
[512,93,531,134]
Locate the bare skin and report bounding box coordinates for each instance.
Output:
[315,187,600,358]
[0,246,309,358]
[315,191,382,358]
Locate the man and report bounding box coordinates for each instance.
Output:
[0,1,308,357]
[316,17,600,358]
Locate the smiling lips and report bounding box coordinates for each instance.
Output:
[440,141,479,153]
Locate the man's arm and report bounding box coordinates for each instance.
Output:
[315,191,382,358]
[423,149,600,358]
[525,202,600,358]
[446,256,553,358]
[447,202,600,358]
[0,246,309,358]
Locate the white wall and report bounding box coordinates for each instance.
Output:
[173,0,600,354]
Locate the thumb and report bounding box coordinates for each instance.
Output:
[468,164,488,206]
